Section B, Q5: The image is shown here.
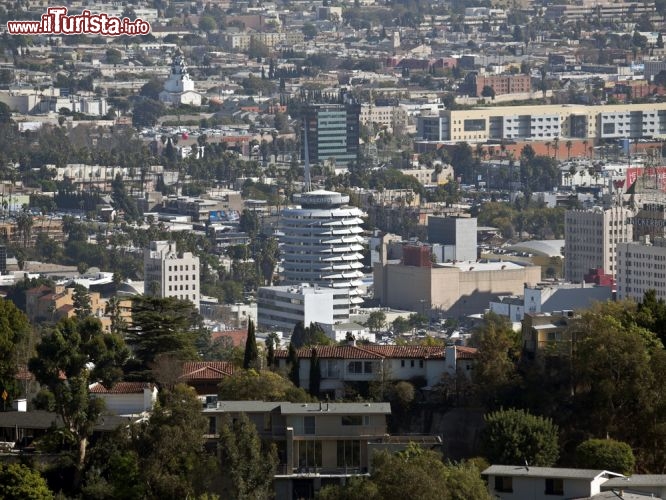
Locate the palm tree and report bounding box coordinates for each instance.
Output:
[582,139,588,158]
[553,137,560,159]
[545,142,552,157]
[566,140,573,159]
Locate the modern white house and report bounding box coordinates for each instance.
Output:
[483,465,624,500]
[143,240,200,309]
[158,54,202,107]
[279,190,366,307]
[89,382,158,416]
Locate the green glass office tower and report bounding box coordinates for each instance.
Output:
[302,103,360,168]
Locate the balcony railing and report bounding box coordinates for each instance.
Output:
[275,464,368,476]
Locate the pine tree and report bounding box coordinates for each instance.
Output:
[309,347,321,397]
[288,343,300,387]
[243,319,258,370]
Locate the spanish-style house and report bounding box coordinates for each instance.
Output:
[274,344,476,399]
[179,361,235,396]
[88,381,158,416]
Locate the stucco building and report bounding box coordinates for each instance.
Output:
[374,256,541,318]
[564,206,633,283]
[616,235,666,302]
[143,240,200,308]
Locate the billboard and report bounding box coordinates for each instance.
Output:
[626,167,666,192]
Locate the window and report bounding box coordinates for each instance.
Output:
[348,361,363,374]
[545,478,564,495]
[419,360,424,368]
[410,360,415,368]
[208,416,216,435]
[495,476,513,493]
[303,416,315,435]
[342,416,363,426]
[298,440,322,468]
[401,359,405,367]
[336,440,360,468]
[364,361,373,374]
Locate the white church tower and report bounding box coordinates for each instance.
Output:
[159,53,202,107]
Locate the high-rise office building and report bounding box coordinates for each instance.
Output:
[564,207,633,282]
[143,241,200,308]
[302,102,360,167]
[279,190,366,306]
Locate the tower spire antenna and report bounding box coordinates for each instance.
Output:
[303,117,312,193]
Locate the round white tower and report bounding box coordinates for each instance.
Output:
[279,190,366,305]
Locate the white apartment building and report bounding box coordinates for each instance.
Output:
[417,102,666,143]
[257,284,350,330]
[564,206,633,282]
[616,236,666,302]
[144,241,200,309]
[279,190,366,306]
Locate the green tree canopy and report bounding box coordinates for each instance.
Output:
[366,311,387,333]
[219,412,278,500]
[28,317,130,482]
[0,298,31,402]
[319,444,491,500]
[0,463,53,500]
[125,296,202,378]
[132,384,218,498]
[218,369,312,402]
[481,408,559,467]
[575,438,635,475]
[471,312,521,407]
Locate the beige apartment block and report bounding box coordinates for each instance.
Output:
[418,102,666,143]
[564,206,633,283]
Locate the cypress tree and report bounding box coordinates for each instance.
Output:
[291,321,306,348]
[288,343,300,387]
[266,335,275,368]
[309,347,321,397]
[243,319,258,370]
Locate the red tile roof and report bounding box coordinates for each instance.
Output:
[274,344,462,360]
[453,346,478,359]
[26,285,51,296]
[89,382,154,394]
[211,329,247,348]
[179,361,234,381]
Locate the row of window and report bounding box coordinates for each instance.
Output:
[168,274,197,281]
[296,440,362,469]
[495,476,563,495]
[167,264,196,272]
[167,284,195,291]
